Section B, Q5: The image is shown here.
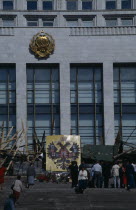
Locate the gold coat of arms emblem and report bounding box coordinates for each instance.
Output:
[29,31,55,58]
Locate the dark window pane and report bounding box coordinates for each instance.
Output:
[106,1,116,9]
[67,1,77,10]
[79,105,94,113]
[106,19,117,27]
[43,1,53,10]
[122,0,131,9]
[27,21,38,26]
[121,18,133,26]
[27,1,37,10]
[3,1,13,10]
[82,1,92,10]
[27,69,34,81]
[43,21,53,27]
[3,19,15,27]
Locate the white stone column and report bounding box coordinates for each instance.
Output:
[78,0,82,10]
[16,63,27,133]
[37,0,42,10]
[133,0,136,9]
[117,0,121,9]
[58,13,66,26]
[97,14,105,27]
[16,0,26,10]
[96,0,105,10]
[61,0,66,10]
[17,13,26,27]
[60,62,71,135]
[0,0,3,9]
[103,62,115,145]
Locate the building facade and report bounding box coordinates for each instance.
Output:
[0,0,136,149]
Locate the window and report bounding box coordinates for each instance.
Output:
[43,20,54,27]
[0,65,16,138]
[82,1,92,10]
[27,20,38,26]
[3,0,13,10]
[82,18,94,27]
[43,1,53,10]
[67,19,78,27]
[71,65,103,146]
[106,18,117,27]
[114,65,136,144]
[121,18,133,26]
[27,65,60,147]
[106,0,116,9]
[3,17,15,27]
[27,1,37,10]
[121,0,132,9]
[67,0,77,10]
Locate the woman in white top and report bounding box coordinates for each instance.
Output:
[78,167,88,193]
[13,175,23,202]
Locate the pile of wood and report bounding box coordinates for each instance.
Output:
[0,122,45,174]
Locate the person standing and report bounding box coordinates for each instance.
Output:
[111,162,120,188]
[78,167,88,193]
[132,162,136,184]
[13,175,23,203]
[69,161,78,188]
[126,160,135,189]
[102,162,111,188]
[27,163,36,188]
[0,164,6,190]
[92,161,102,188]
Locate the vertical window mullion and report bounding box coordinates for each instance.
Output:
[76,67,79,135]
[119,67,123,138]
[50,68,54,135]
[33,68,36,130]
[7,70,9,131]
[93,68,96,145]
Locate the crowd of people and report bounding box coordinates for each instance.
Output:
[1,159,136,208]
[69,160,136,193]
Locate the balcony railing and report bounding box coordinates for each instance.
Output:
[0,27,14,36]
[70,26,136,36]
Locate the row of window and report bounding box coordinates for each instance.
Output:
[1,16,134,27]
[1,64,136,147]
[1,0,133,11]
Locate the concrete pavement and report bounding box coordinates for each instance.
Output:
[0,178,136,210]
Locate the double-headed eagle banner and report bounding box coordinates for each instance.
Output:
[46,135,81,171]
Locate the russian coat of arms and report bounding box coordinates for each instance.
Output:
[29,30,55,58]
[46,135,81,171]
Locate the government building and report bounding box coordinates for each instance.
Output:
[0,0,136,150]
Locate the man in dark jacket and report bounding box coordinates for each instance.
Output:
[126,160,135,189]
[69,161,78,188]
[27,163,36,188]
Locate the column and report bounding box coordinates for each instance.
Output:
[103,62,115,145]
[60,0,66,10]
[78,0,82,10]
[58,13,66,26]
[60,62,71,135]
[96,0,105,10]
[16,63,27,135]
[37,0,42,10]
[133,0,136,9]
[117,0,121,9]
[0,0,3,9]
[17,13,26,27]
[97,14,106,27]
[16,0,25,10]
